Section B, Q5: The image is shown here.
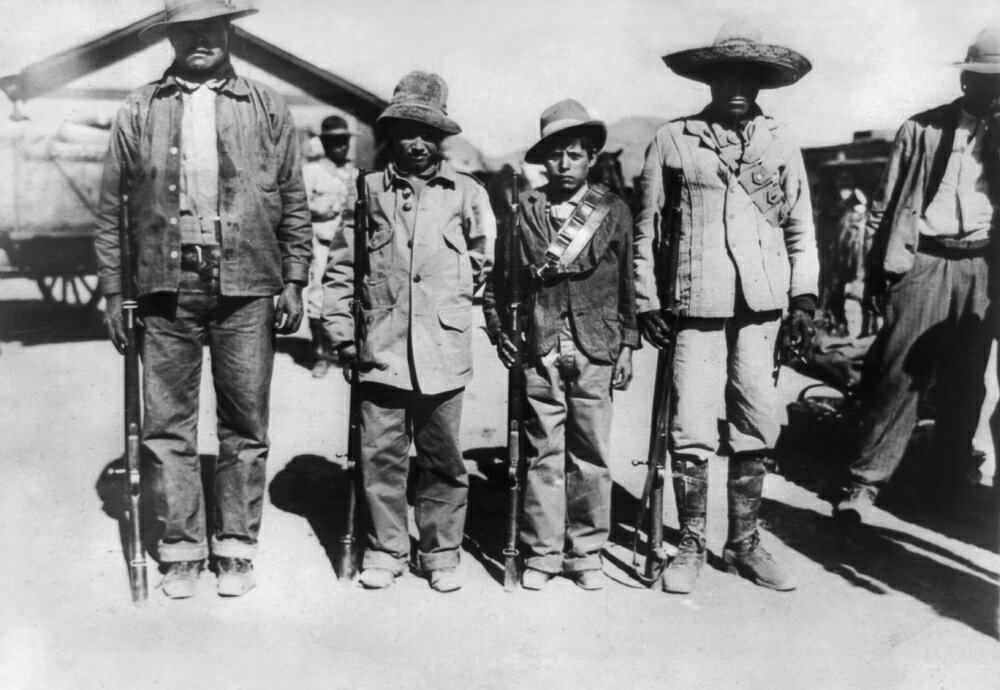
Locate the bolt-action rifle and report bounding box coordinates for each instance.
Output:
[336,172,369,581]
[502,171,525,592]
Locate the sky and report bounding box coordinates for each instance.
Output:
[0,0,999,156]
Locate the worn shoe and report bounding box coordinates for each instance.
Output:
[162,560,203,599]
[359,567,396,589]
[521,568,554,591]
[429,567,462,593]
[216,557,255,597]
[722,532,796,591]
[662,530,706,594]
[834,484,878,524]
[569,569,605,591]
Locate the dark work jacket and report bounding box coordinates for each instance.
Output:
[483,184,640,364]
[93,65,312,297]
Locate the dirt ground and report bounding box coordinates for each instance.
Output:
[1,278,998,690]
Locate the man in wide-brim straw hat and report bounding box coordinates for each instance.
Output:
[95,0,312,599]
[834,28,1000,524]
[634,21,819,595]
[324,71,495,593]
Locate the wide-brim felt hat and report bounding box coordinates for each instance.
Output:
[524,98,607,164]
[139,1,258,43]
[377,71,462,135]
[662,21,811,89]
[953,27,1000,74]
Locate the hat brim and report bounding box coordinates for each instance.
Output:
[953,60,1000,74]
[319,129,354,138]
[377,104,461,135]
[663,43,811,89]
[524,122,607,164]
[139,8,259,43]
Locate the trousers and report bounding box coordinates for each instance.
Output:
[140,269,275,562]
[359,384,468,573]
[522,322,613,574]
[851,250,991,486]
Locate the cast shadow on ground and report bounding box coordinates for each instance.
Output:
[0,299,105,345]
[274,336,313,372]
[96,454,218,575]
[760,497,1000,639]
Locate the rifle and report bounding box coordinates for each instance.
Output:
[117,183,148,604]
[336,171,368,581]
[502,171,525,592]
[631,170,683,587]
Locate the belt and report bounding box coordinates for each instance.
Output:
[917,234,991,258]
[180,244,221,277]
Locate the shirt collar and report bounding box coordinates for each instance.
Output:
[382,160,457,190]
[155,62,251,98]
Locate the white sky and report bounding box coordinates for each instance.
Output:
[1,0,999,156]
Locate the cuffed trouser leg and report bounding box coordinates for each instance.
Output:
[851,252,990,488]
[208,296,275,560]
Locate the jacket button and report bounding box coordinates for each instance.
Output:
[402,202,413,211]
[169,250,178,259]
[407,239,413,248]
[168,184,177,192]
[402,189,412,199]
[169,217,178,225]
[169,146,179,155]
[413,275,421,283]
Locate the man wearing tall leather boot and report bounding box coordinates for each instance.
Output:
[635,22,818,593]
[96,1,311,599]
[835,28,1000,523]
[303,115,357,378]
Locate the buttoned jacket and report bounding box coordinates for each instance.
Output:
[482,185,639,363]
[323,162,496,395]
[635,110,818,317]
[94,66,312,297]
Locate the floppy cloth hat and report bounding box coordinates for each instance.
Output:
[139,0,258,43]
[954,27,1000,74]
[662,21,811,89]
[524,99,607,164]
[377,71,461,135]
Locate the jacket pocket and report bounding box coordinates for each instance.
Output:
[437,306,473,376]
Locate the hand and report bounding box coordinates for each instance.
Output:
[611,347,633,391]
[638,309,673,349]
[103,293,127,354]
[780,308,815,363]
[496,333,518,369]
[274,283,304,335]
[339,343,357,383]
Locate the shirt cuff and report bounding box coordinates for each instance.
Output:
[283,260,310,285]
[620,325,641,350]
[100,274,122,296]
[788,293,817,315]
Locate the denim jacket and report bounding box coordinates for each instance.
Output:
[483,185,640,364]
[323,162,495,395]
[94,65,312,297]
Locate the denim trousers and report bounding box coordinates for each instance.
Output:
[670,309,782,461]
[521,322,613,574]
[851,251,991,487]
[359,384,468,573]
[139,270,275,562]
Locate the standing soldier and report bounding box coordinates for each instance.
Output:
[95,0,311,599]
[303,116,357,378]
[323,72,495,592]
[635,23,818,593]
[483,100,638,590]
[835,28,1000,522]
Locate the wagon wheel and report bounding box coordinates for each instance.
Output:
[36,274,101,309]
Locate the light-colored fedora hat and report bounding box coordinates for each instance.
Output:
[377,71,461,135]
[524,99,607,164]
[139,0,258,43]
[953,27,1000,74]
[662,20,811,89]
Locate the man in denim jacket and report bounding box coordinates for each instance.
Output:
[483,99,638,591]
[324,72,495,593]
[95,1,311,599]
[635,23,818,594]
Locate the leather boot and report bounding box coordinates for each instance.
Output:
[722,454,796,591]
[309,318,330,378]
[662,456,708,594]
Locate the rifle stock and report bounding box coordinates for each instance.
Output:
[119,189,148,604]
[336,172,368,581]
[502,171,524,592]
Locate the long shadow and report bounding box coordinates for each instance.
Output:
[274,335,314,372]
[95,453,218,576]
[761,497,999,638]
[268,454,352,573]
[0,299,105,345]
